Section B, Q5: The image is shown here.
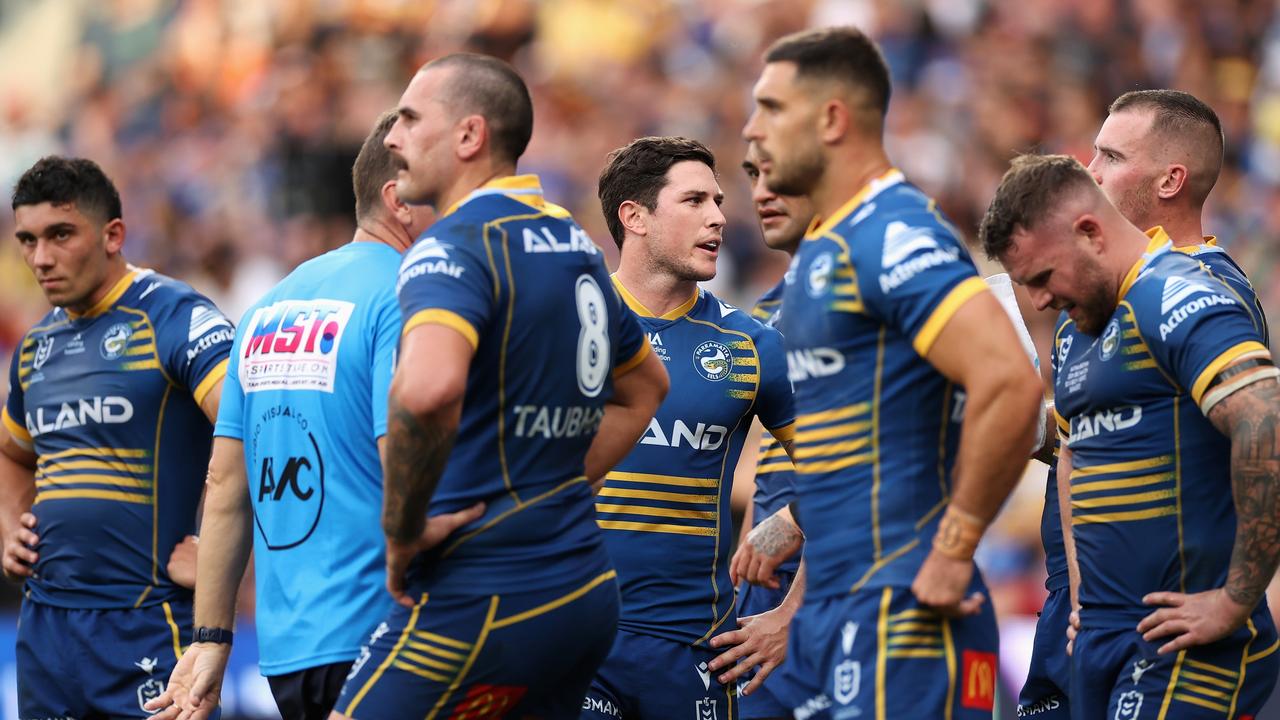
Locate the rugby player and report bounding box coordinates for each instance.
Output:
[337,53,667,720]
[742,27,1043,718]
[145,112,465,720]
[706,145,814,719]
[1019,89,1271,720]
[580,135,795,720]
[0,156,234,718]
[982,153,1280,719]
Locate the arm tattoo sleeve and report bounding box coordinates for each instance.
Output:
[381,395,458,544]
[1212,377,1280,609]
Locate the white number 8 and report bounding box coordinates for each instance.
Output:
[575,274,610,398]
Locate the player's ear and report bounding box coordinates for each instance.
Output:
[381,180,413,225]
[1157,163,1188,201]
[618,200,648,239]
[102,218,125,256]
[1072,213,1104,253]
[455,114,487,161]
[818,98,849,145]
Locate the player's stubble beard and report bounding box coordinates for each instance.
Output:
[1071,254,1118,336]
[1108,176,1158,238]
[762,138,825,199]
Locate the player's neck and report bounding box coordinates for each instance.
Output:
[68,258,130,316]
[436,161,518,217]
[353,218,413,252]
[811,149,893,225]
[1153,211,1206,249]
[613,263,698,318]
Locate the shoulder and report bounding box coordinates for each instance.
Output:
[1127,252,1241,332]
[127,271,226,327]
[697,291,784,348]
[844,184,969,274]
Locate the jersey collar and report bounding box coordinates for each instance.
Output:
[1117,226,1173,300]
[611,275,700,320]
[67,266,140,320]
[440,174,572,219]
[804,168,904,240]
[1170,235,1220,255]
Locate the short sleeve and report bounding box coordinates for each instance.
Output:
[397,230,493,349]
[156,293,235,406]
[370,289,401,439]
[1051,312,1072,441]
[753,325,795,441]
[2,343,31,449]
[860,221,987,357]
[609,279,650,377]
[1137,273,1270,411]
[213,336,245,440]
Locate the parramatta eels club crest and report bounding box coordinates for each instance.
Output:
[693,341,733,382]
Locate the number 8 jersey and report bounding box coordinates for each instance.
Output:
[395,175,650,596]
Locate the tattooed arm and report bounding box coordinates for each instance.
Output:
[731,437,802,588]
[382,325,487,608]
[1138,369,1280,653]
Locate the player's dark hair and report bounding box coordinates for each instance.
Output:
[597,136,716,249]
[352,110,401,223]
[12,156,122,225]
[1109,89,1224,205]
[423,53,534,166]
[979,154,1098,260]
[765,26,891,122]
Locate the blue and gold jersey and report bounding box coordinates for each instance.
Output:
[1054,228,1270,626]
[1174,237,1269,347]
[597,281,794,646]
[778,169,990,600]
[396,175,649,596]
[2,268,233,609]
[1041,313,1070,592]
[748,279,800,576]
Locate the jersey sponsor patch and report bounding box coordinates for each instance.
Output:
[1159,276,1214,314]
[398,237,465,291]
[961,650,996,710]
[188,304,232,341]
[879,222,961,293]
[240,299,355,393]
[447,684,528,719]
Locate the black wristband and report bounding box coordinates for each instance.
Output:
[191,626,234,645]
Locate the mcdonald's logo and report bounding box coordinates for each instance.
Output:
[961,650,996,710]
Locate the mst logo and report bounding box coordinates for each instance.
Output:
[250,405,324,550]
[240,299,355,393]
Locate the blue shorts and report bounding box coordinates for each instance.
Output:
[336,570,620,720]
[773,584,999,720]
[1070,608,1280,720]
[17,597,216,720]
[1018,587,1070,718]
[580,628,737,720]
[736,570,796,719]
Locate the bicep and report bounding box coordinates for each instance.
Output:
[199,377,224,425]
[924,289,1037,389]
[1205,362,1280,441]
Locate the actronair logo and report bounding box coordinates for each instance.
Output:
[1158,276,1236,340]
[1160,276,1214,314]
[878,222,960,293]
[397,237,465,291]
[188,304,232,341]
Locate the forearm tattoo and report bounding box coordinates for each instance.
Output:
[381,396,457,544]
[749,512,803,557]
[1214,378,1280,609]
